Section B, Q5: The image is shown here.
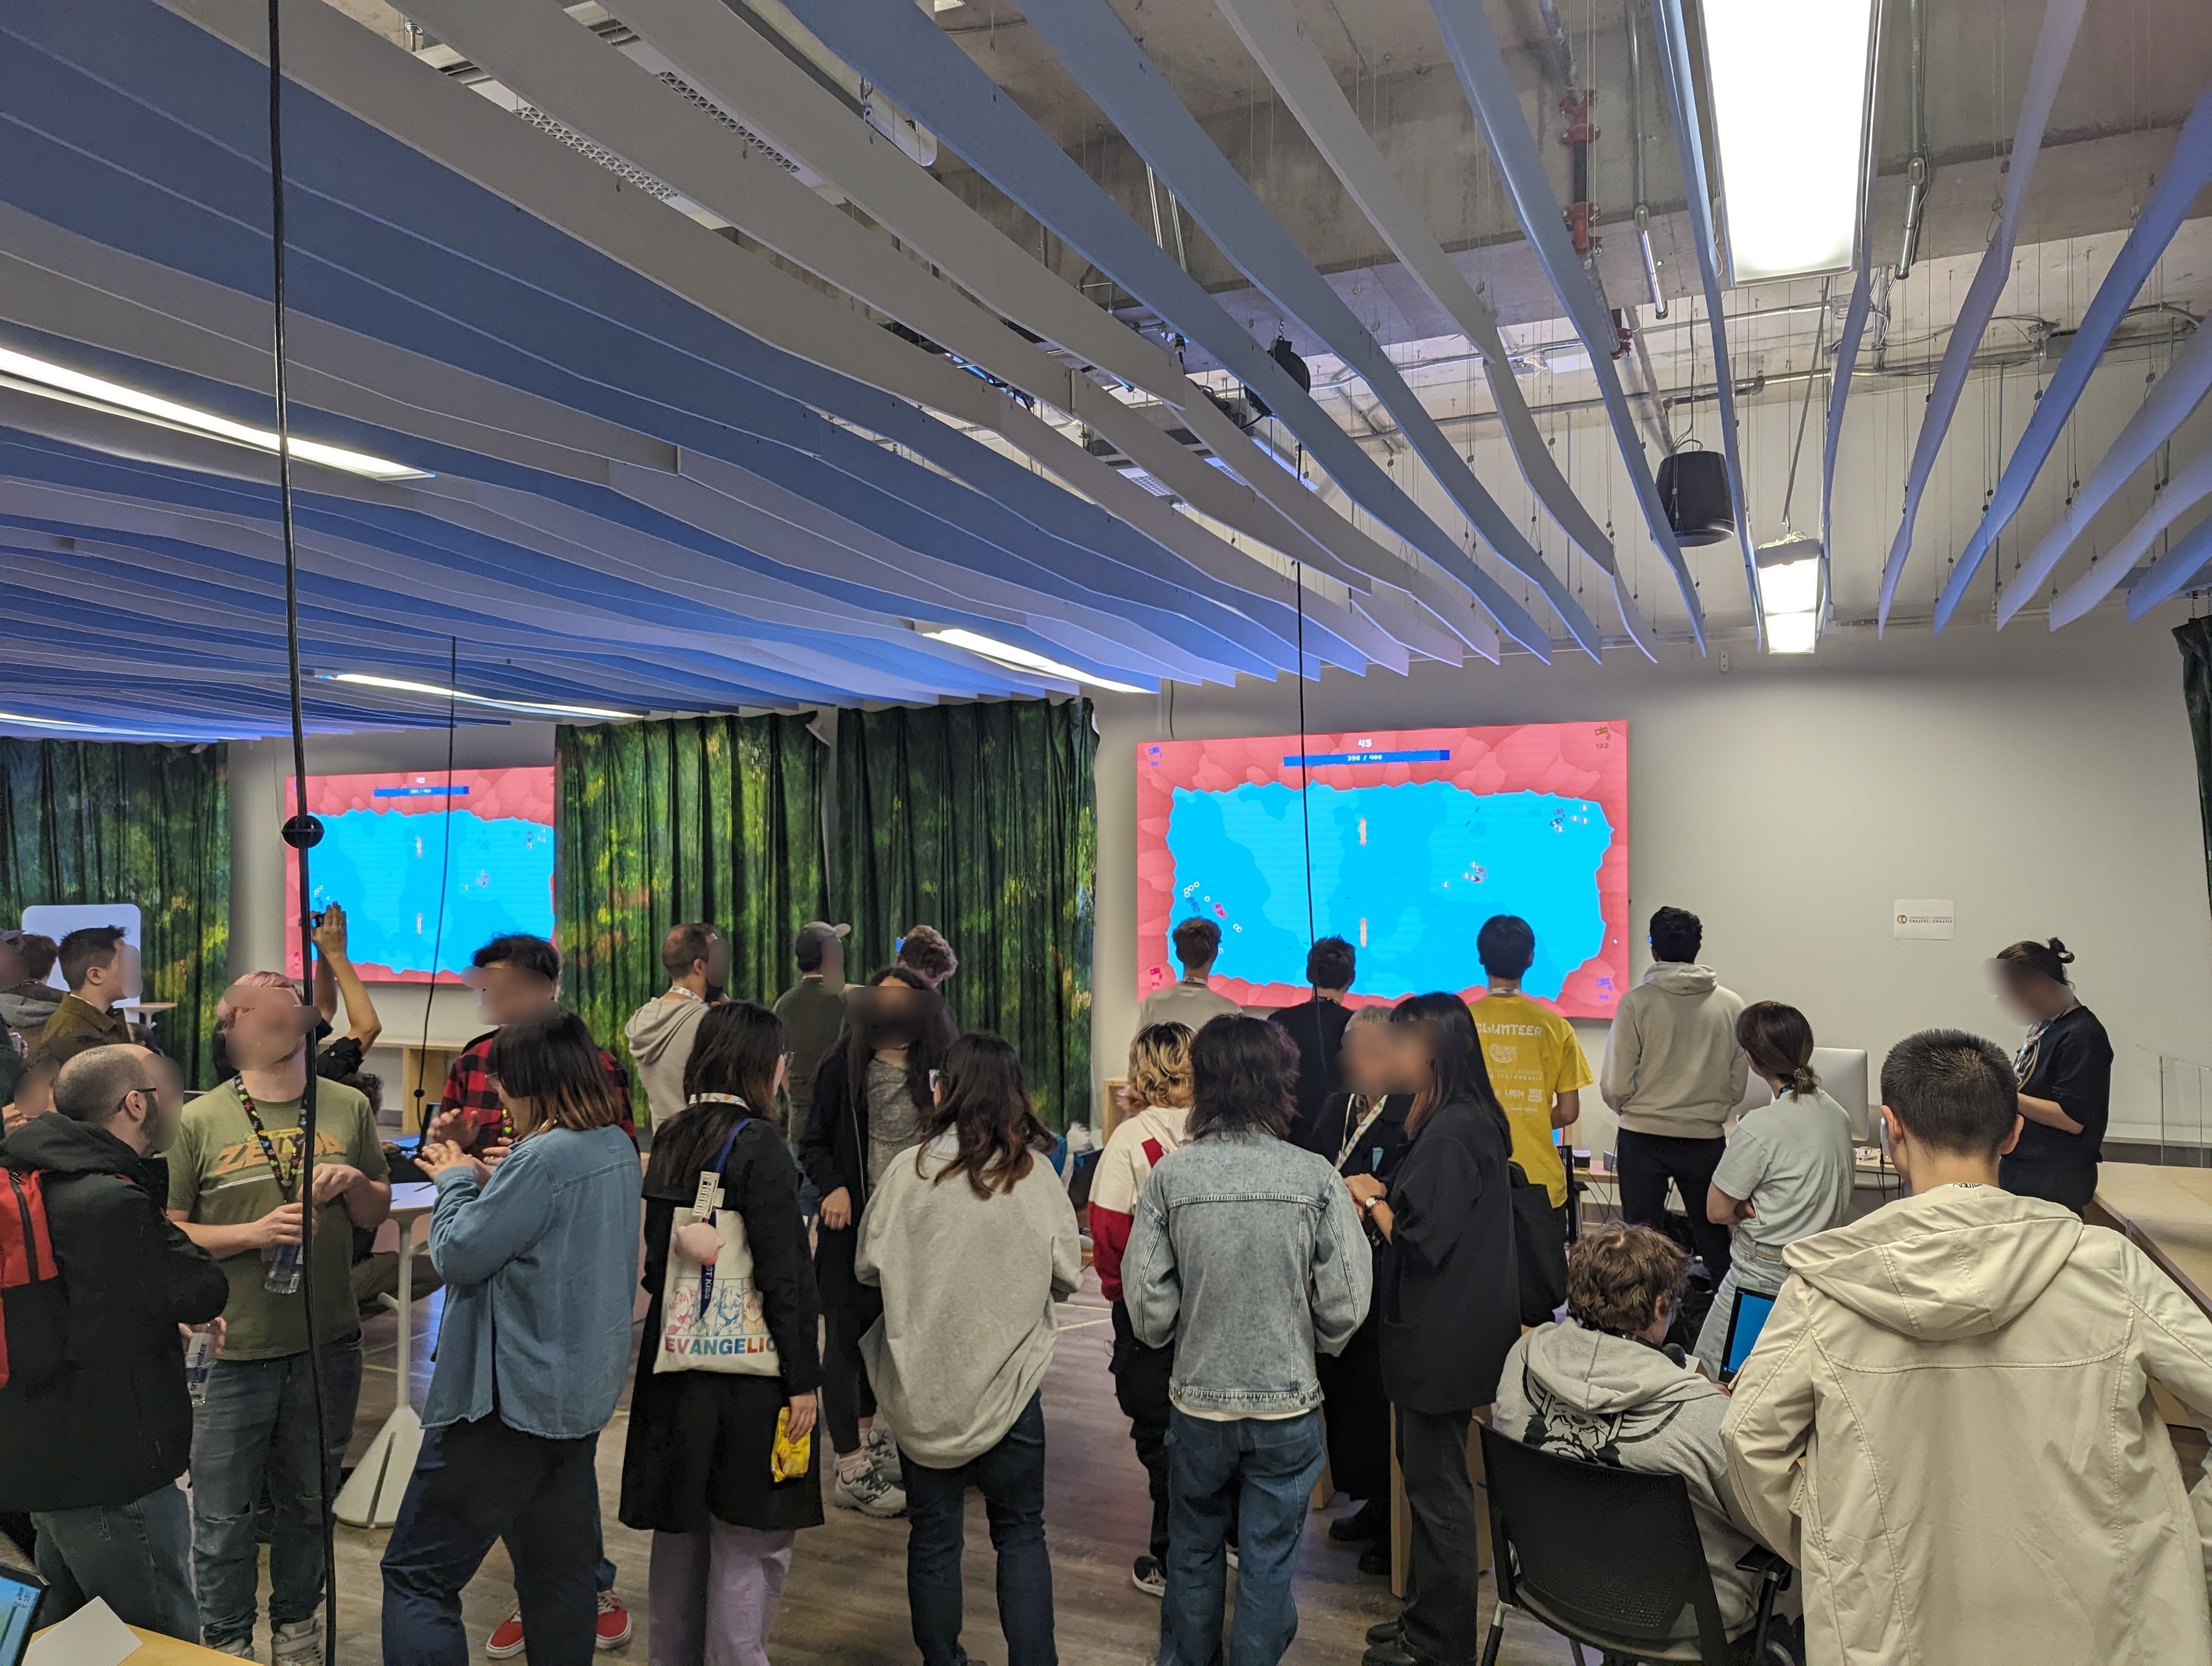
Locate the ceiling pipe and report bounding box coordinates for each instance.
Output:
[1894,0,1929,279]
[1625,3,1667,318]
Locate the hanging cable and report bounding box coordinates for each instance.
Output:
[263,6,338,1659]
[1294,562,1323,1080]
[413,639,460,1132]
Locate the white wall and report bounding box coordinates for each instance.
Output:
[1088,609,2212,1146]
[229,723,557,1103]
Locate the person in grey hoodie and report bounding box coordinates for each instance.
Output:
[1494,1223,1772,1644]
[856,1031,1081,1666]
[1601,906,1748,1282]
[1123,1014,1371,1666]
[623,922,728,1131]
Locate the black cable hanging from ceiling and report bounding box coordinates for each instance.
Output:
[262,5,339,1658]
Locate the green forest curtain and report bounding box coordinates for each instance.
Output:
[556,715,827,1076]
[834,700,1097,1129]
[0,740,229,1085]
[2179,617,2212,914]
[556,699,1097,1129]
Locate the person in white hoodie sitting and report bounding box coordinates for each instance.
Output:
[1495,1222,1776,1648]
[1724,1028,2212,1666]
[1601,906,1747,1284]
[623,922,728,1130]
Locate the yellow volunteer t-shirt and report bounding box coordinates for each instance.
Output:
[1472,990,1593,1206]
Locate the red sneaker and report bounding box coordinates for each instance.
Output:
[595,1590,633,1651]
[484,1609,525,1660]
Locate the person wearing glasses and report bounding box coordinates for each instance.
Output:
[1992,938,2113,1215]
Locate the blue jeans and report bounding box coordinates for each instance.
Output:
[383,1417,603,1666]
[898,1392,1054,1666]
[33,1482,196,1642]
[1160,1407,1325,1666]
[189,1340,363,1651]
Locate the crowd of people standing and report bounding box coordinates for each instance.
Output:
[2,894,2205,1666]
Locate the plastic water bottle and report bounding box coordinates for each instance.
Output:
[183,1325,217,1406]
[262,1240,303,1296]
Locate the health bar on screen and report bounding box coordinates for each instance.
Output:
[372,785,472,798]
[1282,748,1451,767]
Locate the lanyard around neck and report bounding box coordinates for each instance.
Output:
[234,1074,303,1201]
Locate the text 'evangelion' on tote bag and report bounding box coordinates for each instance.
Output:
[654,1101,780,1377]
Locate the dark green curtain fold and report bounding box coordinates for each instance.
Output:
[833,700,1096,1129]
[2178,618,2212,914]
[0,739,229,1085]
[556,715,828,1075]
[555,699,1095,1129]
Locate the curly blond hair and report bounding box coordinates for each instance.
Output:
[1127,1022,1194,1109]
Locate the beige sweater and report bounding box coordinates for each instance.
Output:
[1598,963,1747,1138]
[1724,1185,2212,1665]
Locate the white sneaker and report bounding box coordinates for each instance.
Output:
[271,1619,323,1665]
[864,1424,902,1486]
[833,1460,908,1517]
[208,1643,254,1661]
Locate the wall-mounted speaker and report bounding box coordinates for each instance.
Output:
[1657,450,1735,546]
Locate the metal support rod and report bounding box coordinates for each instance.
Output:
[1895,0,1928,278]
[1626,2,1667,316]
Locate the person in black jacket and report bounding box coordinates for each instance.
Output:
[622,1002,822,1666]
[1346,995,1520,1666]
[0,1043,227,1639]
[1992,937,2114,1214]
[796,966,946,1517]
[1306,1005,1413,1564]
[1271,936,1358,1132]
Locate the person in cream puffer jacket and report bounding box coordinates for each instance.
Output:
[1723,1028,2212,1666]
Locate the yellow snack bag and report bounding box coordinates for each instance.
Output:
[770,1407,811,1484]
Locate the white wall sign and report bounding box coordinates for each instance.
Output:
[1893,899,1955,940]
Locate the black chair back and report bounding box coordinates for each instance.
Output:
[1477,1420,1733,1663]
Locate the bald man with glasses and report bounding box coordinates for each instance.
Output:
[0,1044,229,1641]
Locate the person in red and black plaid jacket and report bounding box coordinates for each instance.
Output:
[430,935,635,1156]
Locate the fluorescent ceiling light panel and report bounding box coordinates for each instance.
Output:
[320,672,637,720]
[1756,554,1821,616]
[1765,611,1818,654]
[0,347,432,480]
[1700,0,1877,282]
[921,627,1146,694]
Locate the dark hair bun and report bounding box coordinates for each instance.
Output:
[2048,938,2075,965]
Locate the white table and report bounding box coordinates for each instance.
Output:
[335,1181,438,1529]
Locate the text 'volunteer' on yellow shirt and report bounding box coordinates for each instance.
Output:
[1472,990,1593,1207]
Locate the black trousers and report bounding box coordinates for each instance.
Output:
[822,1304,879,1456]
[1315,1322,1391,1503]
[1109,1300,1174,1562]
[1397,1407,1481,1665]
[1616,1129,1733,1284]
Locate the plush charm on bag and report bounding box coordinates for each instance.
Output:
[654,1110,781,1377]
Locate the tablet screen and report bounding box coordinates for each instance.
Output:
[1723,1287,1778,1377]
[0,1565,43,1666]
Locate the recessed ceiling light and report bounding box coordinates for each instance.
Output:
[0,347,432,481]
[920,627,1147,695]
[320,672,637,720]
[1701,0,1880,283]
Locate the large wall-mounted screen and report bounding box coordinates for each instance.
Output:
[284,767,557,983]
[1136,722,1628,1018]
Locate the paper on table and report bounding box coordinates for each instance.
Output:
[25,1599,139,1666]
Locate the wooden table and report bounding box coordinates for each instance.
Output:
[31,1624,238,1663]
[2092,1163,2212,1426]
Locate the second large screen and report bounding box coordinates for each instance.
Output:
[1136,722,1627,1018]
[284,767,557,983]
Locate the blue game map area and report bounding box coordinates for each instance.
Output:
[308,809,554,979]
[1166,781,1612,1001]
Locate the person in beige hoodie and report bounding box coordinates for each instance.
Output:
[1600,906,1747,1281]
[623,922,728,1130]
[1723,1028,2212,1666]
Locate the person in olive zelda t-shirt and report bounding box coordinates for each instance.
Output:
[1991,938,2114,1217]
[165,972,390,1660]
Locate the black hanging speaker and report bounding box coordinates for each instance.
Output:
[1657,449,1735,546]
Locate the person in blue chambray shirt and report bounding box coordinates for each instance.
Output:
[381,1010,641,1666]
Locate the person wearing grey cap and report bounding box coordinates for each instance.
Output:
[774,922,850,1137]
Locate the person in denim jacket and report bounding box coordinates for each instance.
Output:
[1123,1015,1371,1666]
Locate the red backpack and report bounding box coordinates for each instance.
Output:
[0,1165,66,1392]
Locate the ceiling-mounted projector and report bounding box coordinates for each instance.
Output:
[1656,450,1735,546]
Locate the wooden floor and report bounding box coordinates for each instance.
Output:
[327,1268,1575,1664]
